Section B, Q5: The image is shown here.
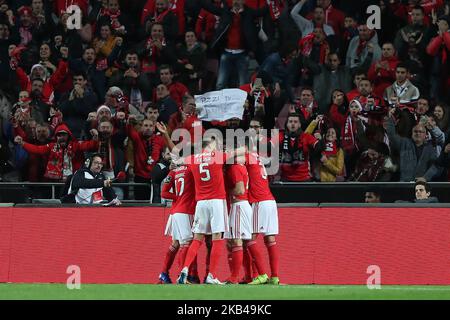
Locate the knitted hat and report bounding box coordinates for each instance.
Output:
[97,105,111,114]
[107,86,123,96]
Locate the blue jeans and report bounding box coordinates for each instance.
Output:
[216,51,249,90]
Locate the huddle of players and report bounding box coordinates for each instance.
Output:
[159,136,280,285]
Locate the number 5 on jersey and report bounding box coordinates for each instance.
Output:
[199,163,211,181]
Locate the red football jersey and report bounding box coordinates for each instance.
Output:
[246,152,275,203]
[225,164,249,202]
[161,165,196,215]
[188,150,228,201]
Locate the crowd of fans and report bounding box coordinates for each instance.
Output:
[1,0,450,201]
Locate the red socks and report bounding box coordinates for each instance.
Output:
[205,245,211,276]
[182,239,202,270]
[209,239,224,276]
[162,244,179,273]
[178,244,189,269]
[189,255,199,277]
[243,246,253,281]
[247,240,266,276]
[227,243,233,273]
[230,245,243,282]
[265,239,279,277]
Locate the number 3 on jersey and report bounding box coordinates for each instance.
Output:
[199,163,211,181]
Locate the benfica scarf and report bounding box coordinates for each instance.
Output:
[142,37,167,73]
[98,139,114,172]
[44,143,74,181]
[281,132,304,163]
[342,115,360,153]
[322,141,337,157]
[266,0,283,21]
[298,33,329,64]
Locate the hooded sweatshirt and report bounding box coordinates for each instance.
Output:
[22,124,98,181]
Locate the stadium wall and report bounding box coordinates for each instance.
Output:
[1,207,449,285]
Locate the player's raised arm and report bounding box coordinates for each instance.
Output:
[161,170,176,201]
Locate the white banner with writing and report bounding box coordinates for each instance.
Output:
[195,89,247,121]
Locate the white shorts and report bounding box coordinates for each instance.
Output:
[225,201,253,240]
[252,200,279,236]
[192,199,229,234]
[164,213,194,244]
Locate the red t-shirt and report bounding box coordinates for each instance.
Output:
[188,150,229,201]
[246,152,274,203]
[161,165,196,215]
[226,12,244,50]
[279,132,318,182]
[225,164,249,202]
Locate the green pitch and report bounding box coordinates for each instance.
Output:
[1,284,450,300]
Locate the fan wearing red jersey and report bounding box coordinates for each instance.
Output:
[246,151,280,285]
[159,163,198,284]
[177,137,231,285]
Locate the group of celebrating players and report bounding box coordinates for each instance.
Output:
[157,123,279,285]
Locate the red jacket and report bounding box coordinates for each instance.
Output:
[427,32,450,87]
[367,56,399,97]
[21,124,98,181]
[195,8,219,43]
[328,103,347,129]
[426,32,450,57]
[13,125,49,182]
[16,60,69,103]
[127,125,165,179]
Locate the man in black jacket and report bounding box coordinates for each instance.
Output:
[59,71,99,139]
[68,154,121,205]
[199,0,268,89]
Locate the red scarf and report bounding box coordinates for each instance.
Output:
[298,33,329,64]
[341,115,358,153]
[322,141,337,156]
[154,9,170,23]
[45,143,74,181]
[356,31,374,56]
[142,37,167,73]
[266,0,283,21]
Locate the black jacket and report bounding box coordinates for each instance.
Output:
[69,167,117,202]
[200,0,268,53]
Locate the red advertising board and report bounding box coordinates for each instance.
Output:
[1,207,449,284]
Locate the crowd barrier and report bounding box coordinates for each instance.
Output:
[1,205,450,285]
